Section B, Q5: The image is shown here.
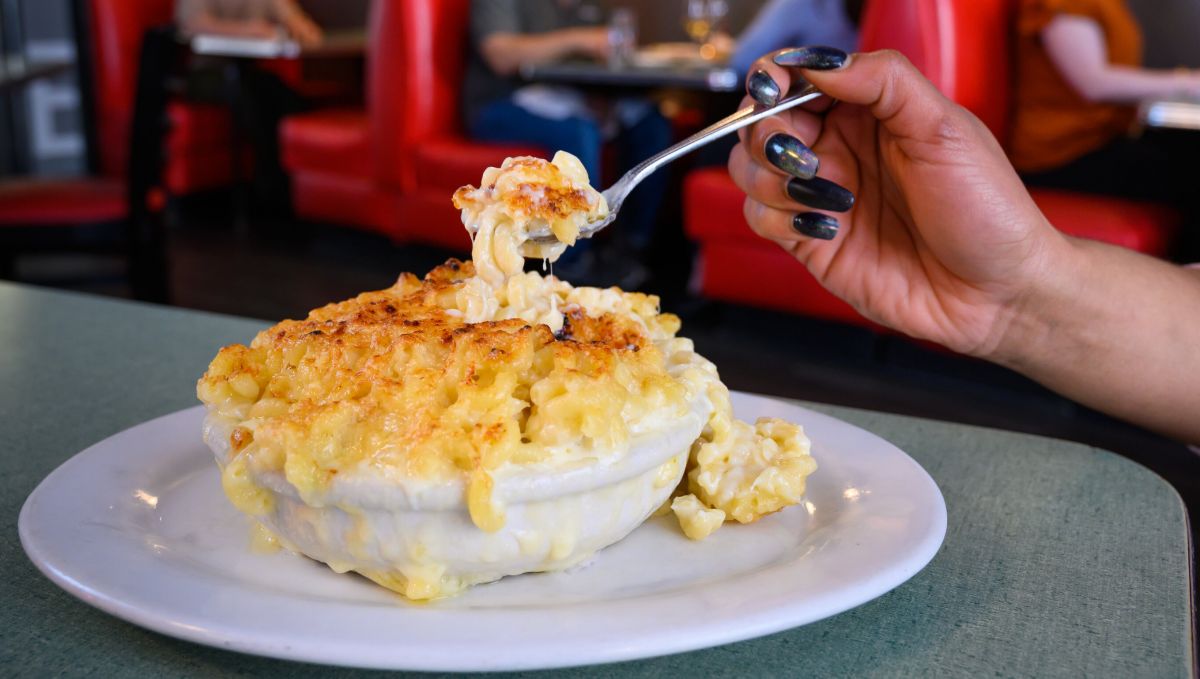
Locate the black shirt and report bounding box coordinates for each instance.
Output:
[461,0,604,127]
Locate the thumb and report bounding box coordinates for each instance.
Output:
[784,49,959,143]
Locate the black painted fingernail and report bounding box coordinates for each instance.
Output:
[786,176,855,213]
[765,134,818,179]
[748,69,780,106]
[793,212,839,240]
[774,46,849,70]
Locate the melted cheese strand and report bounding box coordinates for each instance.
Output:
[196,151,818,601]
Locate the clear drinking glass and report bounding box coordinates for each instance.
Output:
[608,8,637,68]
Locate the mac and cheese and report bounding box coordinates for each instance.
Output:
[197,152,817,600]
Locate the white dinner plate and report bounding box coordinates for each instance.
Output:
[20,392,946,672]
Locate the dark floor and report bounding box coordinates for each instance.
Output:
[9,196,1199,605]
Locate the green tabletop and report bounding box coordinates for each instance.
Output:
[2,282,1194,678]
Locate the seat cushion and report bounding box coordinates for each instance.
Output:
[165,101,233,153]
[686,167,1181,257]
[165,147,239,195]
[696,240,880,328]
[412,137,546,192]
[683,167,755,243]
[683,167,877,328]
[290,171,392,235]
[1030,189,1178,256]
[281,109,372,180]
[0,179,126,225]
[163,101,240,194]
[397,190,476,251]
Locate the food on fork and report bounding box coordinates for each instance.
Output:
[453,150,607,286]
[197,152,816,600]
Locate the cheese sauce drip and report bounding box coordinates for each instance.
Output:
[450,152,817,540]
[453,151,608,289]
[197,151,817,601]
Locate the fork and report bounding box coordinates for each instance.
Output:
[524,84,824,246]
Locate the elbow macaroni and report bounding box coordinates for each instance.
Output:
[671,494,725,540]
[196,152,816,600]
[453,151,608,287]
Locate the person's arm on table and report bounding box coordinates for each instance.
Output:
[730,48,1200,441]
[1042,16,1200,101]
[175,0,322,44]
[177,4,279,40]
[479,30,609,76]
[272,0,323,47]
[471,0,608,77]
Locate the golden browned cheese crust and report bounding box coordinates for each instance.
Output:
[452,153,609,285]
[452,158,593,225]
[197,260,687,529]
[198,151,817,602]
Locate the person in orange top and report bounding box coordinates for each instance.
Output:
[1010,0,1200,252]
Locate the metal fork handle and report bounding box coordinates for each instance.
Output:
[525,84,825,244]
[523,85,824,244]
[606,84,824,208]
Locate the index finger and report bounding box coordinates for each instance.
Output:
[739,46,850,146]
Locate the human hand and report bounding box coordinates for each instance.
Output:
[566,27,613,61]
[285,14,323,47]
[730,47,1070,358]
[278,2,323,47]
[241,19,283,40]
[1173,69,1200,99]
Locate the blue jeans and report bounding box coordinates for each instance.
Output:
[469,98,672,254]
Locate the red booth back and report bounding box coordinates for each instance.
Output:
[857,0,1177,255]
[371,0,472,190]
[860,0,1015,142]
[86,0,175,178]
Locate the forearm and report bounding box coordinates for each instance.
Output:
[272,0,303,21]
[1075,65,1196,103]
[181,13,276,38]
[481,31,583,76]
[1042,17,1200,103]
[992,237,1200,441]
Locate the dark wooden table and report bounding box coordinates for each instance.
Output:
[521,60,739,92]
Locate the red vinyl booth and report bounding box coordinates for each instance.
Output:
[0,0,234,233]
[0,0,237,300]
[281,0,542,250]
[88,0,235,195]
[684,0,1179,324]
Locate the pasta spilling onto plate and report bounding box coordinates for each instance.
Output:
[198,151,816,600]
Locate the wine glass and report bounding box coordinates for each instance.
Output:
[684,0,728,59]
[608,8,637,68]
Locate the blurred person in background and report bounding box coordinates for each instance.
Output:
[691,0,861,171]
[725,0,862,77]
[731,46,1200,442]
[175,0,328,217]
[1011,0,1200,256]
[464,0,673,283]
[176,0,323,46]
